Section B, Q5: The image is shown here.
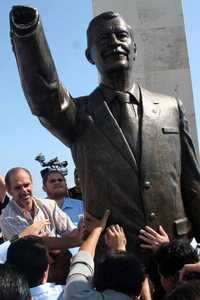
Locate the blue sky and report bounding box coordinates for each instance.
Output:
[0,1,199,197]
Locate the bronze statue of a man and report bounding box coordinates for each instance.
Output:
[10,6,200,262]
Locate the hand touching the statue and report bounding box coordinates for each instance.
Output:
[139,225,170,253]
[179,261,200,281]
[80,209,110,257]
[64,217,85,247]
[85,211,108,234]
[105,225,127,251]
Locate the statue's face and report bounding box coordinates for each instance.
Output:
[87,16,136,75]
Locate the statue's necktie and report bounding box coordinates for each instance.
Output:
[115,92,139,162]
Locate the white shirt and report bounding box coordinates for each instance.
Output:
[0,197,76,240]
[31,282,64,300]
[61,197,83,256]
[61,197,83,226]
[0,240,10,263]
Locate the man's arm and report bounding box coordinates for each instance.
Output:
[50,200,83,247]
[18,221,82,250]
[0,216,28,241]
[52,200,76,232]
[0,176,6,204]
[0,222,79,264]
[179,261,200,281]
[10,6,76,146]
[64,210,110,300]
[79,209,110,257]
[0,177,9,215]
[1,217,50,241]
[178,100,200,241]
[19,221,81,250]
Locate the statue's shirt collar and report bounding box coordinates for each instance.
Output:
[99,82,140,104]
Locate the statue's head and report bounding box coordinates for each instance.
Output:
[85,11,137,76]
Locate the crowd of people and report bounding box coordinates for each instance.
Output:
[0,168,200,300]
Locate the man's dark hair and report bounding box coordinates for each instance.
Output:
[5,167,32,187]
[7,236,48,288]
[164,280,200,300]
[0,263,31,300]
[87,11,133,49]
[93,250,145,297]
[42,169,65,186]
[155,239,199,279]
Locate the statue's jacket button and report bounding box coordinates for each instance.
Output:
[149,212,156,221]
[143,181,151,189]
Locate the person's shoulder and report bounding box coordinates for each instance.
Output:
[30,282,64,298]
[140,85,181,114]
[140,85,177,102]
[74,94,91,110]
[65,197,83,207]
[75,95,90,102]
[74,95,91,116]
[75,86,100,103]
[35,197,57,208]
[68,187,82,200]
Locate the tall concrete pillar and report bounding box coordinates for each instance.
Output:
[92,0,199,152]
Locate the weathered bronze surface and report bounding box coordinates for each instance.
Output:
[10,6,200,261]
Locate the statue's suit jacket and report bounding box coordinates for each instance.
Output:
[10,10,200,258]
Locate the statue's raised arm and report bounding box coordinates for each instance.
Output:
[10,6,76,146]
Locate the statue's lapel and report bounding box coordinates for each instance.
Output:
[88,88,138,173]
[140,87,161,174]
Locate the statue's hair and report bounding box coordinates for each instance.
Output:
[87,11,133,48]
[5,167,32,187]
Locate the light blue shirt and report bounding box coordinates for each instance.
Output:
[61,197,83,227]
[61,197,84,256]
[31,282,64,300]
[0,240,10,263]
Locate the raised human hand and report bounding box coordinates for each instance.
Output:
[85,210,110,234]
[0,176,6,203]
[64,227,84,247]
[80,209,110,257]
[105,224,127,251]
[179,261,200,281]
[98,209,110,231]
[139,225,170,253]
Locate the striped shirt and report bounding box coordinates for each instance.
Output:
[0,197,75,240]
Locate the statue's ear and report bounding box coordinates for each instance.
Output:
[134,42,137,54]
[85,48,95,65]
[43,185,47,193]
[133,42,137,61]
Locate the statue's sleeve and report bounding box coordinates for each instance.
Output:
[10,6,76,146]
[178,99,200,242]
